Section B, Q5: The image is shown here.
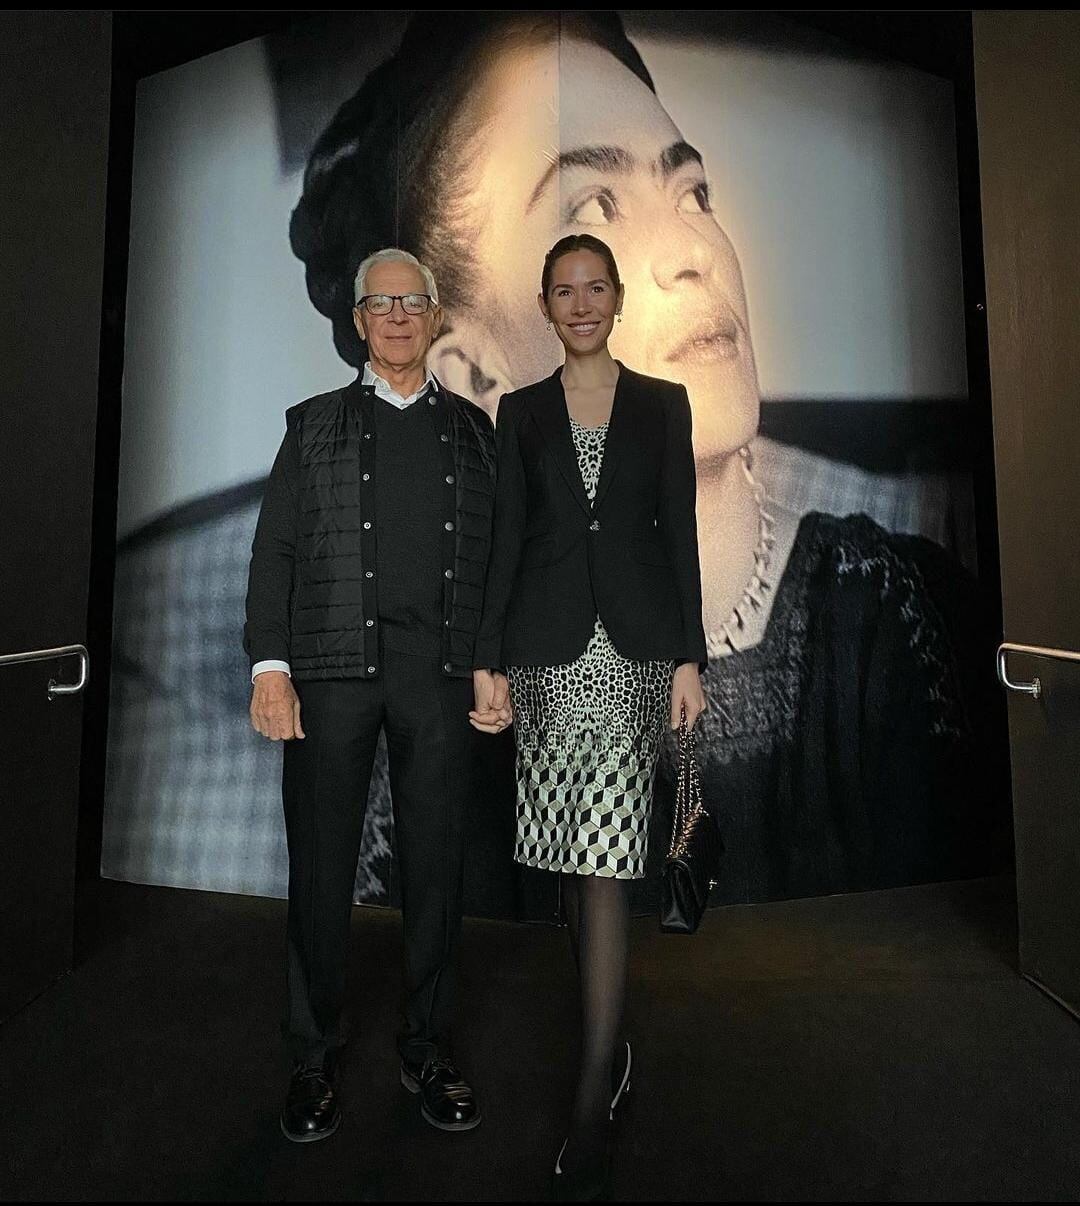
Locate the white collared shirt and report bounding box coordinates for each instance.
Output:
[362,361,435,409]
[251,362,435,682]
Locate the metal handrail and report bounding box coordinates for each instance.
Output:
[0,644,89,700]
[997,641,1080,701]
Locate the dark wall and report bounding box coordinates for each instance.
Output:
[0,10,111,650]
[0,10,112,1012]
[975,10,1080,1002]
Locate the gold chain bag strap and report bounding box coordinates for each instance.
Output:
[660,709,723,934]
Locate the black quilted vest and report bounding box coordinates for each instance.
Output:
[286,374,495,680]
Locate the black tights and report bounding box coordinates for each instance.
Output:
[560,871,631,1165]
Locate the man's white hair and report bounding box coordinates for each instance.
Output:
[353,247,439,305]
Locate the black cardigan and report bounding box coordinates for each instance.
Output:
[243,374,495,680]
[475,362,707,670]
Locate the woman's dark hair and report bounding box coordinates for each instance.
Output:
[290,11,654,366]
[541,234,621,300]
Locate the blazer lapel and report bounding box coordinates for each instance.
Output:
[528,367,592,516]
[590,361,630,513]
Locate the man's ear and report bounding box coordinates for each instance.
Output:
[428,316,515,420]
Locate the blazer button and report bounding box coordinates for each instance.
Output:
[589,519,600,531]
[365,570,374,578]
[363,521,372,529]
[428,396,437,405]
[444,569,454,579]
[363,432,372,440]
[366,619,374,627]
[445,474,455,484]
[367,665,376,673]
[443,662,453,672]
[440,433,449,442]
[445,521,455,531]
[362,473,371,481]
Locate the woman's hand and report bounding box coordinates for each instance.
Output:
[670,662,706,730]
[470,669,513,734]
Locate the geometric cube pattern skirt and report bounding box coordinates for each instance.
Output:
[507,617,674,880]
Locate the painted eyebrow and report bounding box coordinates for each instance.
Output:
[526,141,705,213]
[527,145,635,213]
[658,140,704,181]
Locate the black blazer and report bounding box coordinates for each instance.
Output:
[474,362,707,671]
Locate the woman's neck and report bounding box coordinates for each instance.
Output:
[560,347,619,390]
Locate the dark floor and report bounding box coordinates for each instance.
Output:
[2,875,1078,1201]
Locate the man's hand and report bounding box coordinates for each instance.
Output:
[250,670,305,741]
[470,669,513,734]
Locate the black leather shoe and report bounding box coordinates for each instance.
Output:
[280,1063,341,1143]
[400,1056,482,1132]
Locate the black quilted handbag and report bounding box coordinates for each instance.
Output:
[660,711,723,934]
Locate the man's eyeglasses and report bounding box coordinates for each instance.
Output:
[355,293,435,316]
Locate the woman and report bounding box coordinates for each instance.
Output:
[469,233,707,1199]
[290,11,1007,912]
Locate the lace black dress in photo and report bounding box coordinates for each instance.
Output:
[637,511,1011,910]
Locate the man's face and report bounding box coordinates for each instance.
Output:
[353,260,442,372]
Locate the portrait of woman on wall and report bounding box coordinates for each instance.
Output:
[288,8,1009,906]
[101,8,1007,916]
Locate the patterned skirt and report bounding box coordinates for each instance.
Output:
[507,617,674,879]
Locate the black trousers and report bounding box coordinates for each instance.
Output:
[281,648,474,1068]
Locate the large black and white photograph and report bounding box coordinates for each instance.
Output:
[103,10,1004,915]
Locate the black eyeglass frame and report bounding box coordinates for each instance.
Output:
[354,293,436,315]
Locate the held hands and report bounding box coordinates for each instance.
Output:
[250,670,305,741]
[670,662,706,731]
[470,669,513,734]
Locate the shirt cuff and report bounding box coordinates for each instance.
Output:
[252,660,291,683]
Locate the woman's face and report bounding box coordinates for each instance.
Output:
[540,249,623,358]
[457,35,760,463]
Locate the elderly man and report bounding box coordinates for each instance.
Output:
[244,248,508,1142]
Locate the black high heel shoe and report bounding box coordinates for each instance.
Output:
[552,1041,626,1201]
[552,1043,631,1200]
[552,1132,611,1203]
[609,1040,631,1120]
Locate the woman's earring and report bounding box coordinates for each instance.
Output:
[616,313,623,323]
[545,320,553,331]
